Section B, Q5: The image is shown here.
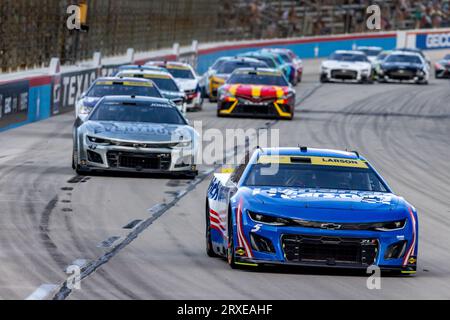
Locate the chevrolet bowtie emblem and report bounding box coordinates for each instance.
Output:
[320,223,342,230]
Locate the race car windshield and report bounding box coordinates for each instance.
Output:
[243,164,388,192]
[385,55,422,64]
[87,83,161,98]
[250,57,277,68]
[228,73,289,86]
[89,102,186,124]
[278,53,292,63]
[358,49,382,57]
[217,61,267,74]
[167,68,195,79]
[330,53,369,62]
[146,77,179,92]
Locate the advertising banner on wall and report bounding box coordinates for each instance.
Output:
[0,80,29,129]
[415,30,450,50]
[52,68,97,115]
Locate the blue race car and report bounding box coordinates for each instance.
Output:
[206,147,418,274]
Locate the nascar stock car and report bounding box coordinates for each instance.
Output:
[434,53,450,79]
[377,51,429,84]
[355,46,383,63]
[320,50,373,83]
[239,51,297,86]
[72,96,198,177]
[147,61,203,111]
[216,68,296,119]
[75,77,163,121]
[203,57,268,102]
[116,69,187,114]
[206,147,418,274]
[262,48,303,83]
[111,64,166,76]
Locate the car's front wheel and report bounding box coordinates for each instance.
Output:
[206,201,220,258]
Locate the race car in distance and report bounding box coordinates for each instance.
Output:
[372,50,393,79]
[240,51,297,86]
[72,96,198,177]
[116,69,187,114]
[320,50,373,83]
[262,48,303,83]
[205,57,268,102]
[217,68,295,119]
[75,77,162,121]
[355,46,383,63]
[396,47,431,66]
[206,147,418,274]
[377,51,429,84]
[147,61,203,111]
[199,56,230,98]
[111,64,166,76]
[434,53,450,78]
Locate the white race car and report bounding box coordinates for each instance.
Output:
[320,50,373,84]
[146,61,203,111]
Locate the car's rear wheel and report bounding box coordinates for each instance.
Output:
[206,201,220,258]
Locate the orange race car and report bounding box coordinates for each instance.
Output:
[217,68,296,119]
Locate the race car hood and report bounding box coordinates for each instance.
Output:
[222,84,290,99]
[211,74,230,82]
[237,187,407,222]
[78,96,101,108]
[176,79,198,91]
[160,90,185,101]
[436,59,450,67]
[82,121,193,143]
[322,60,371,70]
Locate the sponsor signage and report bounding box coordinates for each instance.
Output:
[0,80,29,129]
[52,68,97,115]
[416,32,450,49]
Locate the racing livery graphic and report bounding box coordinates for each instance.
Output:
[206,147,418,273]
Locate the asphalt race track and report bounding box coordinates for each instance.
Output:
[0,53,449,300]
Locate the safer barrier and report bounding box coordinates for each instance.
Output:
[0,29,448,132]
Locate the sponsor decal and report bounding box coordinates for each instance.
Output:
[258,155,368,168]
[95,81,153,87]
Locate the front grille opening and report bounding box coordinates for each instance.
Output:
[107,152,171,170]
[282,235,377,266]
[250,233,275,253]
[384,240,407,260]
[87,150,103,164]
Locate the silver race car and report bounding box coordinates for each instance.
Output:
[72,96,198,177]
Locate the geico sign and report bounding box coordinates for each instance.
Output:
[426,33,450,48]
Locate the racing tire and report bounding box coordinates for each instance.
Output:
[320,74,328,83]
[205,201,220,258]
[227,209,238,269]
[72,148,88,175]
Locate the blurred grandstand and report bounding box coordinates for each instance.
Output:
[0,0,449,72]
[217,0,450,39]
